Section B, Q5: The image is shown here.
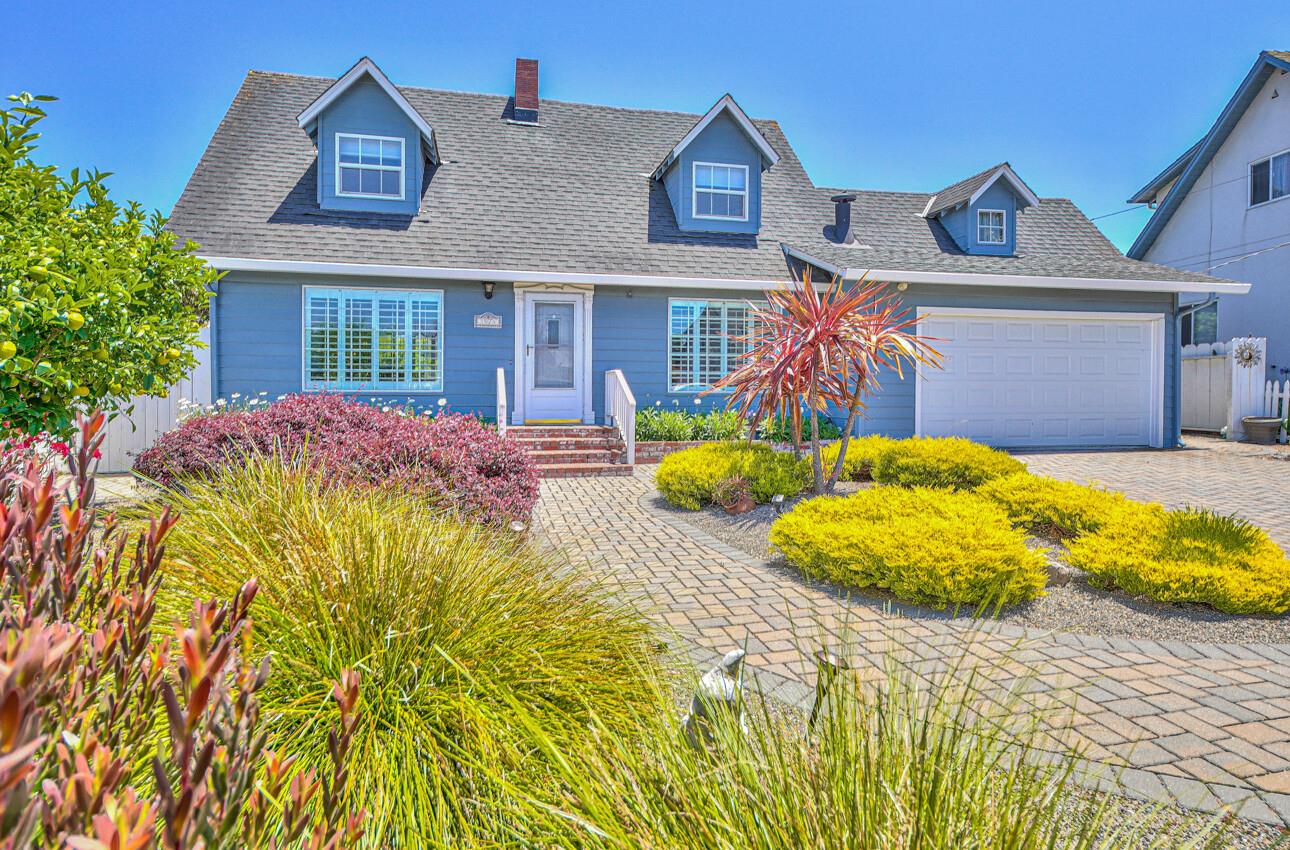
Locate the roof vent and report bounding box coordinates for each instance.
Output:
[830,193,857,244]
[514,58,539,124]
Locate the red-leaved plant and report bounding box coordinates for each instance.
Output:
[134,394,539,526]
[713,273,942,493]
[0,412,364,849]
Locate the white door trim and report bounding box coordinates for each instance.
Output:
[512,283,595,424]
[914,306,1166,449]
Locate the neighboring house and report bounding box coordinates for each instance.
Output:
[1128,50,1290,379]
[169,56,1246,450]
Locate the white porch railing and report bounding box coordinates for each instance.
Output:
[605,368,636,465]
[1264,378,1289,443]
[496,367,508,436]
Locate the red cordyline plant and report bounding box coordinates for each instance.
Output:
[0,412,364,849]
[713,271,942,493]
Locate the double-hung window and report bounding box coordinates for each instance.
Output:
[668,299,760,392]
[1180,301,1219,347]
[977,209,1006,244]
[336,133,405,199]
[693,162,749,221]
[1250,149,1290,206]
[304,287,442,391]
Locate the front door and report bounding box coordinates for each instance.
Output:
[523,293,584,422]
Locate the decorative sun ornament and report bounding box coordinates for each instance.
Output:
[1234,340,1263,369]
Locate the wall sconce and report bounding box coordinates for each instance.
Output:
[482,281,496,300]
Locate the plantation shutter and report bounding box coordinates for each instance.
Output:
[667,299,761,392]
[304,288,443,391]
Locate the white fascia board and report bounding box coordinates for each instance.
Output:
[651,94,780,180]
[297,57,439,165]
[968,165,1041,209]
[843,266,1251,295]
[200,256,786,292]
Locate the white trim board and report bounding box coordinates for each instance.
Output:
[691,161,750,222]
[333,133,406,201]
[297,57,439,164]
[913,306,1166,449]
[511,283,595,425]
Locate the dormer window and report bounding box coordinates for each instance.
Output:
[977,209,1006,244]
[336,133,405,199]
[693,162,749,221]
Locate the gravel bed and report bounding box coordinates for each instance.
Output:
[654,490,1290,646]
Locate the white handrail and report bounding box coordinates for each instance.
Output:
[605,368,636,465]
[496,367,508,436]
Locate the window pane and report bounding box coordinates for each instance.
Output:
[728,194,744,218]
[1193,302,1218,346]
[307,296,340,383]
[697,305,724,387]
[728,167,746,191]
[377,299,407,383]
[360,169,381,194]
[359,137,381,165]
[344,296,373,383]
[381,140,402,167]
[380,170,400,196]
[410,298,440,386]
[1252,159,1271,205]
[339,136,360,164]
[340,167,361,193]
[696,191,713,216]
[1272,153,1290,200]
[695,165,713,189]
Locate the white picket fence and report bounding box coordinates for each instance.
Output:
[1264,378,1290,444]
[97,327,212,473]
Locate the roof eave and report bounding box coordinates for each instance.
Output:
[1126,140,1202,205]
[650,93,780,181]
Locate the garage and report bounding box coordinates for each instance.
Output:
[915,308,1165,448]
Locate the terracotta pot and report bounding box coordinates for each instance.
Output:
[723,494,757,515]
[1242,416,1284,445]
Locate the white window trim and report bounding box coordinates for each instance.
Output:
[976,208,1006,245]
[691,161,750,222]
[666,297,761,393]
[1248,146,1290,209]
[334,132,406,201]
[301,285,444,393]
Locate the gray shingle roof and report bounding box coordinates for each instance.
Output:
[169,69,1232,287]
[919,163,1009,218]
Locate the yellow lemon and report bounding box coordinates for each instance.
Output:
[0,341,14,361]
[66,311,85,330]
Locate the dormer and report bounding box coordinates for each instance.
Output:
[652,95,779,235]
[297,57,439,215]
[921,163,1039,256]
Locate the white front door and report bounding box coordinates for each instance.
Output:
[523,292,585,422]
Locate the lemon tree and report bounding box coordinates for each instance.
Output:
[0,92,217,436]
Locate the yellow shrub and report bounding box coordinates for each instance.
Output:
[769,487,1047,609]
[656,442,810,510]
[820,435,897,481]
[977,472,1135,539]
[1067,505,1290,615]
[872,437,1025,490]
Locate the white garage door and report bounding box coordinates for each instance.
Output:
[916,308,1164,448]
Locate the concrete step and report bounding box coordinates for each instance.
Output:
[537,462,634,479]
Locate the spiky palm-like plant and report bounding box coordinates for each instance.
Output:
[713,272,941,493]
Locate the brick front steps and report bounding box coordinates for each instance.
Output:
[507,425,632,478]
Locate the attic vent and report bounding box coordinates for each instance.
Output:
[514,58,539,124]
[830,193,857,244]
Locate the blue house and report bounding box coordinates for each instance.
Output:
[169,56,1247,468]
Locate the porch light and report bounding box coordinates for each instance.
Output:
[482,281,496,299]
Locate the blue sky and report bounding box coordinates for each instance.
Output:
[5,0,1288,251]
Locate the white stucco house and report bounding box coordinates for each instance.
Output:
[1128,50,1290,381]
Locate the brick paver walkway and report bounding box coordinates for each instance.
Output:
[537,442,1290,825]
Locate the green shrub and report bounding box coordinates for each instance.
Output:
[757,412,843,442]
[872,436,1025,490]
[977,472,1135,539]
[1067,505,1290,614]
[635,406,750,442]
[770,487,1047,608]
[819,434,896,481]
[697,409,747,440]
[656,442,810,510]
[154,456,661,847]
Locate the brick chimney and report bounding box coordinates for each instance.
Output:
[514,58,539,124]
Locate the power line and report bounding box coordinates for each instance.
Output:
[1089,205,1147,221]
[1207,238,1290,272]
[1150,230,1290,269]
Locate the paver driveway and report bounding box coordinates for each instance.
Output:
[536,440,1290,825]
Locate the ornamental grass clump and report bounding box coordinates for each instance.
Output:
[656,442,810,510]
[153,455,662,847]
[871,435,1026,490]
[977,471,1135,539]
[770,487,1047,608]
[1067,504,1290,614]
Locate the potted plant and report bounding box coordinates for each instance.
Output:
[714,475,756,515]
[1242,415,1284,444]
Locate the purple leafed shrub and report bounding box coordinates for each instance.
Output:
[134,394,539,524]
